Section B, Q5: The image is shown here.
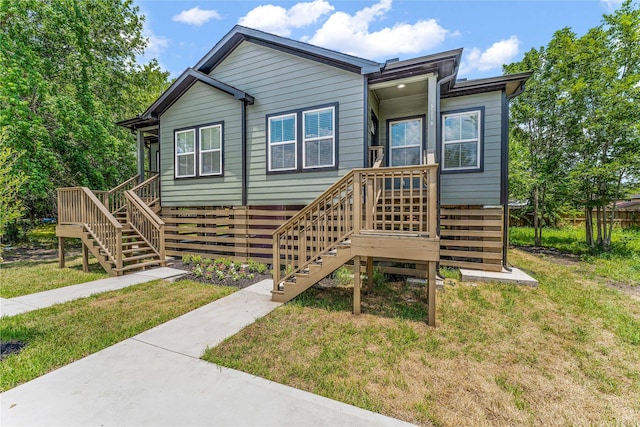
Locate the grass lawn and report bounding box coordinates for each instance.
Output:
[0,279,235,391]
[510,226,640,286]
[0,256,108,298]
[204,248,640,426]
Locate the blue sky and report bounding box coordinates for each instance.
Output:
[135,0,624,80]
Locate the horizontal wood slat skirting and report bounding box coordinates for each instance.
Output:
[162,205,304,262]
[439,205,504,272]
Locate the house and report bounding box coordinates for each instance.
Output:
[56,25,531,325]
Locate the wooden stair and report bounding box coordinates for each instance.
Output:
[272,241,353,303]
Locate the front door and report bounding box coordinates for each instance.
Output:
[389,117,423,167]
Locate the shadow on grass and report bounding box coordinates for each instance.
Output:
[289,280,429,323]
[0,256,104,274]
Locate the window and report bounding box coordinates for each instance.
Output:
[389,117,422,167]
[303,107,335,169]
[268,113,297,171]
[175,129,196,178]
[174,122,223,179]
[442,110,482,171]
[200,125,222,176]
[267,103,337,173]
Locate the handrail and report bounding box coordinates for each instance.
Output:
[57,187,123,269]
[131,174,160,206]
[272,163,438,290]
[105,175,140,214]
[125,190,165,260]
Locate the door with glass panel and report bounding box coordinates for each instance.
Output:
[389,117,423,189]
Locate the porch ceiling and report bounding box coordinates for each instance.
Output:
[370,76,429,101]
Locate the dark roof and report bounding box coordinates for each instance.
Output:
[118,68,254,130]
[443,71,533,98]
[366,49,463,92]
[195,25,382,75]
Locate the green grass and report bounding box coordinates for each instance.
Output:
[0,279,235,391]
[204,248,640,426]
[510,226,640,286]
[0,257,108,298]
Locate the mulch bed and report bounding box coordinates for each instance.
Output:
[169,259,272,290]
[1,341,26,361]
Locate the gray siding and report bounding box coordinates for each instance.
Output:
[212,41,365,205]
[159,82,243,206]
[378,93,429,156]
[440,91,503,205]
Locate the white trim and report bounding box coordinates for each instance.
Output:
[268,113,297,172]
[175,129,196,178]
[199,124,223,176]
[389,117,423,167]
[302,106,335,169]
[442,110,481,171]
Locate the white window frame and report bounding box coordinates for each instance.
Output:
[389,117,423,167]
[302,106,336,169]
[442,110,481,172]
[175,128,196,178]
[268,113,297,172]
[199,124,223,177]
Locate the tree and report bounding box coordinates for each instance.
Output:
[0,136,28,246]
[506,0,640,250]
[0,0,170,220]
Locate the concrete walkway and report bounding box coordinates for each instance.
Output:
[0,267,187,317]
[0,276,415,426]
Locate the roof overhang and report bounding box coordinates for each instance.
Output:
[117,68,255,130]
[366,49,462,92]
[195,25,382,75]
[443,71,533,99]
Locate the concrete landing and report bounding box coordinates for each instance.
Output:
[0,267,186,317]
[460,267,539,286]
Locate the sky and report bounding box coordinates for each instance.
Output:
[135,0,625,80]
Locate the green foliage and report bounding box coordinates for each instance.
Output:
[247,259,268,274]
[333,265,354,286]
[0,0,170,219]
[505,1,640,249]
[0,141,28,243]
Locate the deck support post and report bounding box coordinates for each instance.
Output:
[366,257,374,293]
[353,256,361,315]
[427,261,436,327]
[58,237,65,268]
[82,243,89,273]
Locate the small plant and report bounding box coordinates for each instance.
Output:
[247,259,268,274]
[193,265,203,278]
[191,255,203,265]
[182,254,193,265]
[439,267,461,281]
[333,266,353,286]
[201,258,213,268]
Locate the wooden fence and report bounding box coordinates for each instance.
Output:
[162,205,302,262]
[439,206,504,272]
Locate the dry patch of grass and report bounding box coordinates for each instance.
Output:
[204,249,640,426]
[0,256,107,298]
[0,279,235,391]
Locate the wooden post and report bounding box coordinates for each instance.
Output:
[82,242,89,273]
[427,261,436,327]
[58,237,65,268]
[366,256,374,293]
[353,171,362,233]
[353,255,361,315]
[366,175,374,230]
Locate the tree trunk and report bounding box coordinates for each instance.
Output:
[585,207,594,248]
[533,187,541,246]
[596,206,603,246]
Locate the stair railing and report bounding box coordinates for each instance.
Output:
[57,187,123,270]
[124,190,165,261]
[272,164,438,290]
[273,172,358,287]
[104,175,140,216]
[131,174,160,207]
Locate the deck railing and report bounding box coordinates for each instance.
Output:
[125,190,165,260]
[57,187,123,269]
[132,174,160,207]
[272,164,438,288]
[368,146,384,167]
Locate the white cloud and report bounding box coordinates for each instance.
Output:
[459,36,520,76]
[172,6,221,26]
[601,0,623,11]
[238,0,334,37]
[305,0,451,59]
